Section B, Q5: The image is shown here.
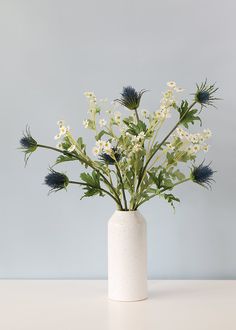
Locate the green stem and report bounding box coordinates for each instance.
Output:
[135,101,196,205]
[69,181,123,208]
[36,143,123,210]
[135,178,191,209]
[115,164,128,211]
[134,108,140,123]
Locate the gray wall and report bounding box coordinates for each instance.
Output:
[0,0,235,279]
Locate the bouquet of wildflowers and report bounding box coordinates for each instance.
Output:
[20,81,218,211]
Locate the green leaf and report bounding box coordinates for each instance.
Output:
[166,152,177,166]
[95,130,107,141]
[173,169,185,180]
[54,154,77,165]
[77,137,86,153]
[80,171,100,186]
[163,193,180,210]
[176,101,202,128]
[80,171,104,199]
[123,118,147,136]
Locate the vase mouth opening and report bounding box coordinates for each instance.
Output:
[115,210,139,213]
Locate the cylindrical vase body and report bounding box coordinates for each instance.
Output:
[108,210,147,301]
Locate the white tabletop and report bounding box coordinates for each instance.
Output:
[0,280,235,330]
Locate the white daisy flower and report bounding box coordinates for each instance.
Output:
[187,146,194,154]
[103,141,111,152]
[84,91,95,99]
[203,129,212,138]
[202,144,209,152]
[57,120,64,127]
[96,140,105,149]
[166,143,175,150]
[99,119,107,127]
[133,144,142,152]
[114,111,121,123]
[54,133,61,140]
[192,144,201,153]
[56,143,63,149]
[167,81,176,88]
[174,87,185,92]
[125,132,132,137]
[138,132,146,140]
[92,147,100,156]
[131,136,138,143]
[83,119,89,128]
[60,126,67,135]
[190,134,199,143]
[68,145,76,152]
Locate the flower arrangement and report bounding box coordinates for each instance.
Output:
[20,80,218,211]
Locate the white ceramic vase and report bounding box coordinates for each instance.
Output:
[108,210,147,302]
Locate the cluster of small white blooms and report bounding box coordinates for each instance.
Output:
[84,91,97,104]
[176,127,212,154]
[166,143,175,151]
[132,144,143,152]
[84,91,98,115]
[154,81,184,120]
[54,120,76,151]
[54,120,69,140]
[131,131,146,144]
[99,118,107,127]
[167,81,185,93]
[114,111,121,124]
[123,131,145,155]
[92,140,112,157]
[83,119,89,128]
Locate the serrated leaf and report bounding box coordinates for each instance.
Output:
[176,101,202,128]
[80,170,104,199]
[123,118,147,136]
[55,154,77,165]
[163,193,180,210]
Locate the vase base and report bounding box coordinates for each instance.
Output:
[108,295,148,302]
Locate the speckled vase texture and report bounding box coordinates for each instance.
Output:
[108,210,148,301]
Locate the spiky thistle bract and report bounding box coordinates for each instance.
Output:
[115,86,147,110]
[99,148,121,165]
[19,126,38,165]
[194,80,219,108]
[191,162,215,188]
[44,168,69,193]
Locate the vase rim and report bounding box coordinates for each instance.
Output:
[115,210,139,213]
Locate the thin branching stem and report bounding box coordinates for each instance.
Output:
[36,143,124,210]
[134,178,191,209]
[134,108,140,123]
[134,101,197,208]
[115,164,128,211]
[69,181,122,208]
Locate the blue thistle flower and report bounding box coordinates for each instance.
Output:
[191,162,215,189]
[45,169,69,193]
[194,80,219,108]
[99,148,121,165]
[115,86,147,110]
[19,126,38,165]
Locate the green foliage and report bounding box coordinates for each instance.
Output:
[55,154,78,165]
[77,137,86,154]
[162,193,180,210]
[176,101,202,128]
[21,81,216,211]
[80,171,104,199]
[123,118,147,135]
